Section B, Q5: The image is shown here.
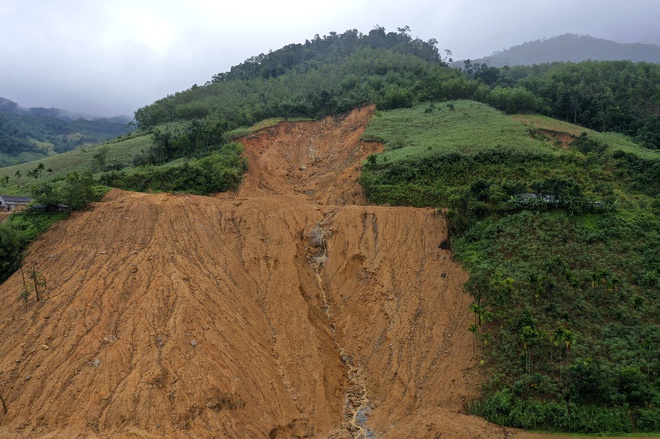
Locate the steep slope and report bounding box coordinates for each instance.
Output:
[0,107,508,438]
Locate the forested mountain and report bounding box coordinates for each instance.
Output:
[0,97,133,167]
[134,26,447,129]
[468,34,660,67]
[134,28,659,152]
[1,26,659,435]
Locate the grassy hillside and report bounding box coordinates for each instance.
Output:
[362,100,555,159]
[0,127,246,199]
[0,132,151,200]
[360,100,658,209]
[360,101,660,433]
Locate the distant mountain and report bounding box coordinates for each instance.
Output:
[465,34,660,67]
[0,97,131,122]
[0,97,134,167]
[0,97,22,113]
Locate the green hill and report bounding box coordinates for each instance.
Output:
[0,27,659,434]
[0,97,134,167]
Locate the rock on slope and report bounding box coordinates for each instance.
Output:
[0,107,509,438]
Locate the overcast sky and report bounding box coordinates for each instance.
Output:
[1,0,658,118]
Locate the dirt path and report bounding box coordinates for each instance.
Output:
[0,107,510,438]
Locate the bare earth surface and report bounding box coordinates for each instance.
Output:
[0,107,511,438]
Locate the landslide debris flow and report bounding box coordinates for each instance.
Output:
[0,107,509,438]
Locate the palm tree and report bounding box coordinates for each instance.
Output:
[552,326,575,382]
[520,325,541,375]
[469,301,493,356]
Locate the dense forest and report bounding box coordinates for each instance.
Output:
[133,28,659,154]
[1,26,658,434]
[133,26,449,128]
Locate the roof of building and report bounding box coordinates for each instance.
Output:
[0,195,33,204]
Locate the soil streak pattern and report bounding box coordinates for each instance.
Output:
[0,107,509,438]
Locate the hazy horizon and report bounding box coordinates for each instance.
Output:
[1,0,659,118]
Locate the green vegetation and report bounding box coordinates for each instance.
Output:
[130,27,460,151]
[359,102,659,433]
[1,27,659,434]
[132,30,658,172]
[0,132,151,185]
[98,143,246,195]
[0,211,68,284]
[460,210,659,433]
[470,60,660,149]
[0,104,133,166]
[359,101,648,211]
[363,101,553,160]
[31,170,108,209]
[0,170,107,285]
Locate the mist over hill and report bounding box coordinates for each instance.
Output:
[0,97,134,167]
[465,33,660,67]
[0,97,132,122]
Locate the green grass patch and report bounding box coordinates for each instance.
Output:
[360,101,657,208]
[227,116,316,139]
[510,114,597,137]
[363,101,558,162]
[511,114,660,161]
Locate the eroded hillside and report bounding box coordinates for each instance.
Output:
[0,107,509,438]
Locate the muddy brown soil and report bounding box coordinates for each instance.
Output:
[0,107,510,438]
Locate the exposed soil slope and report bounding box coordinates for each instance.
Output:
[0,107,509,438]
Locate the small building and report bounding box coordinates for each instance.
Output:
[29,203,48,212]
[0,195,33,212]
[29,203,71,213]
